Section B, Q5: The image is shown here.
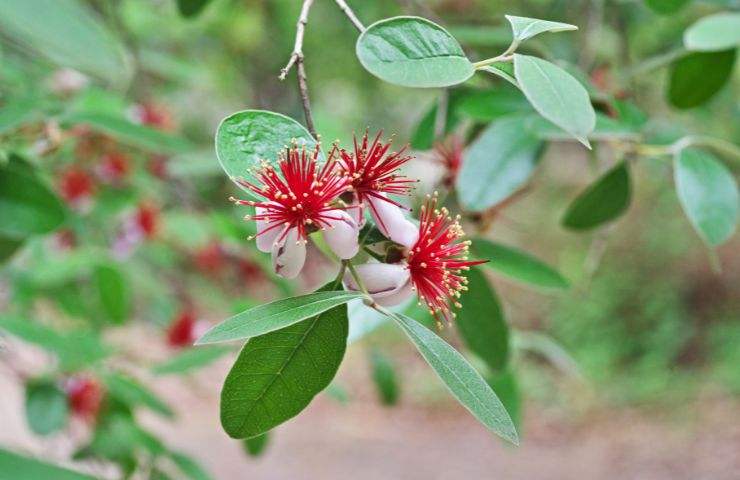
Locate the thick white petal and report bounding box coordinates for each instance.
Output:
[255,205,282,253]
[271,227,306,279]
[375,278,414,307]
[367,195,419,248]
[343,263,413,306]
[323,209,359,260]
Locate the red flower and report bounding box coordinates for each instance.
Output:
[135,203,159,239]
[98,152,131,183]
[237,258,263,282]
[147,155,168,179]
[131,102,175,131]
[66,376,104,421]
[194,242,225,275]
[433,135,464,188]
[167,310,197,347]
[59,167,95,206]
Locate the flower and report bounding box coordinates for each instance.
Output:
[337,131,418,247]
[345,194,485,323]
[194,241,225,275]
[58,167,95,209]
[231,145,359,278]
[167,310,200,347]
[112,202,159,259]
[130,102,175,131]
[433,135,464,188]
[65,376,104,421]
[98,151,131,184]
[134,202,159,239]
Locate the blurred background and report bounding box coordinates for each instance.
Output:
[0,0,739,479]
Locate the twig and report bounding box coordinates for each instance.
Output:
[433,89,448,139]
[279,0,318,140]
[334,0,365,32]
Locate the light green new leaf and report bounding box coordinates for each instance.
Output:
[0,168,66,239]
[243,433,270,457]
[562,162,631,230]
[674,149,738,246]
[103,373,174,418]
[216,110,317,193]
[153,346,231,376]
[505,15,577,43]
[369,349,400,406]
[220,284,349,438]
[388,312,518,444]
[472,238,569,290]
[684,13,740,52]
[0,0,131,85]
[196,291,361,345]
[668,50,736,109]
[0,449,95,480]
[356,16,474,88]
[455,268,510,372]
[176,0,213,18]
[514,54,595,148]
[25,381,69,436]
[93,264,130,325]
[456,115,542,211]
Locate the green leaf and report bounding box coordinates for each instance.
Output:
[0,0,131,85]
[243,433,270,457]
[152,346,231,375]
[0,168,66,239]
[0,235,24,264]
[216,110,317,193]
[513,54,595,147]
[356,16,474,88]
[63,112,190,153]
[220,283,349,439]
[25,381,69,436]
[93,264,130,325]
[0,448,95,480]
[562,162,632,230]
[454,86,531,122]
[388,312,518,444]
[170,451,213,480]
[685,13,740,52]
[369,349,400,406]
[472,238,569,290]
[674,148,738,246]
[526,113,640,142]
[668,50,736,109]
[103,373,174,418]
[456,115,542,211]
[486,370,521,430]
[644,0,690,14]
[176,0,213,18]
[455,268,509,372]
[196,291,361,345]
[505,15,577,43]
[0,97,45,134]
[481,63,518,87]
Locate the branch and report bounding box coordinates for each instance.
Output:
[334,0,365,32]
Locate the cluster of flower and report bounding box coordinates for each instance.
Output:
[231,132,484,322]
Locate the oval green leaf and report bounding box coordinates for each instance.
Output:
[513,54,595,148]
[505,15,577,43]
[356,16,474,88]
[369,349,400,406]
[455,268,510,372]
[93,264,130,325]
[674,148,738,246]
[197,291,361,345]
[388,312,518,444]
[562,162,631,230]
[220,284,349,438]
[668,50,736,110]
[684,13,740,52]
[0,168,66,239]
[471,238,569,290]
[25,381,69,436]
[216,110,318,192]
[456,115,542,211]
[486,370,521,430]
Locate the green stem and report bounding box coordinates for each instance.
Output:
[671,135,740,165]
[472,41,518,69]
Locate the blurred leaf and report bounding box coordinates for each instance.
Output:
[446,25,511,47]
[93,263,130,325]
[220,283,348,439]
[514,54,595,147]
[387,312,518,445]
[0,0,130,85]
[472,238,569,290]
[0,449,94,480]
[63,112,190,153]
[512,330,582,378]
[644,0,690,14]
[176,0,213,18]
[243,432,270,457]
[526,113,640,141]
[562,162,631,230]
[456,115,542,211]
[505,15,577,43]
[674,148,738,246]
[324,382,350,403]
[84,412,165,461]
[170,451,212,480]
[455,268,509,372]
[668,50,736,109]
[25,380,69,436]
[0,235,23,264]
[167,151,222,178]
[356,17,474,88]
[684,13,740,52]
[196,291,361,345]
[25,248,101,288]
[410,90,465,150]
[359,223,388,245]
[486,370,521,431]
[216,110,317,193]
[455,86,530,121]
[0,96,45,134]
[0,167,66,239]
[369,349,400,406]
[103,373,174,418]
[152,346,231,376]
[481,63,518,87]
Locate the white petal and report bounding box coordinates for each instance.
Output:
[271,227,306,279]
[347,200,365,228]
[323,209,359,259]
[375,278,414,307]
[255,205,282,253]
[343,263,413,306]
[367,195,419,248]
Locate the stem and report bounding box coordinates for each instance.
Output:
[334,0,365,32]
[621,46,686,81]
[471,41,518,69]
[671,135,740,165]
[433,89,448,139]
